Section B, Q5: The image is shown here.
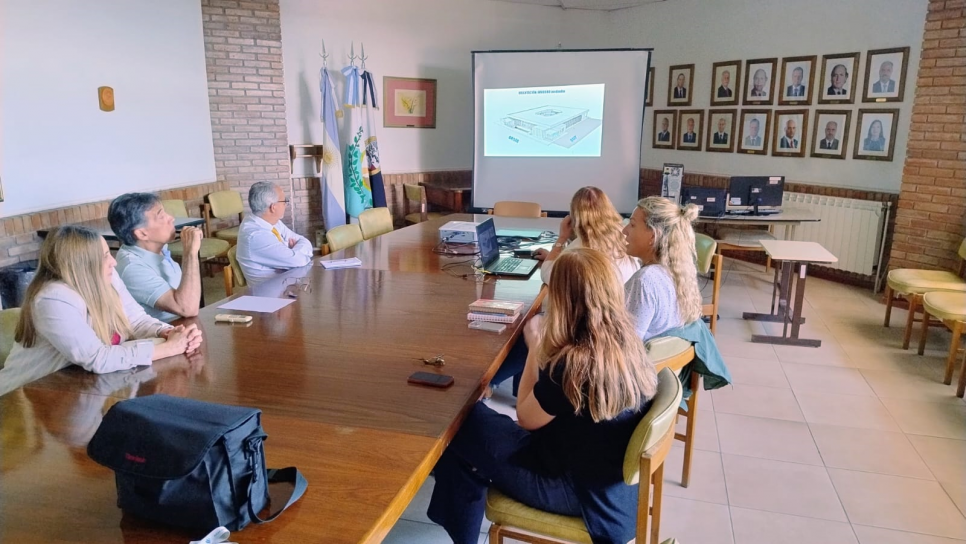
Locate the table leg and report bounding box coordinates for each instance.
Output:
[744,260,805,325]
[751,261,822,347]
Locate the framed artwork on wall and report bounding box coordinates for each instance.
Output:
[653,109,676,149]
[854,108,900,161]
[646,67,655,107]
[743,58,777,105]
[810,110,851,159]
[818,52,859,104]
[676,109,704,151]
[383,77,437,128]
[710,60,741,106]
[778,56,816,106]
[737,109,772,155]
[667,64,695,107]
[772,109,809,158]
[706,109,737,153]
[863,47,910,103]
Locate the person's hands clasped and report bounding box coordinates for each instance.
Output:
[181,226,204,255]
[160,324,204,355]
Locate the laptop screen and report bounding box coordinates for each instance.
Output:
[476,218,499,264]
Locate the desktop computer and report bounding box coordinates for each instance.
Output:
[680,186,727,218]
[726,176,785,215]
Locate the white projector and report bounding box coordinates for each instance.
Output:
[439,221,479,243]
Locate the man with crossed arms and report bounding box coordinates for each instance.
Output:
[237,181,314,286]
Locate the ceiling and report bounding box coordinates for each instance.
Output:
[487,0,666,11]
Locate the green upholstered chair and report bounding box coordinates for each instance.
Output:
[695,233,723,335]
[161,199,230,275]
[203,190,245,244]
[222,245,246,297]
[325,224,364,253]
[485,368,683,544]
[1,307,21,369]
[358,207,393,240]
[918,291,966,398]
[403,184,444,225]
[885,238,966,350]
[646,336,699,489]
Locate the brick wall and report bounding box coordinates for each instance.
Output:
[890,0,966,272]
[201,0,292,223]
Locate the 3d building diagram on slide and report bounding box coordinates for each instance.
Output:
[501,105,599,147]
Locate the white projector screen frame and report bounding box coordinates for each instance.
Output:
[472,49,652,216]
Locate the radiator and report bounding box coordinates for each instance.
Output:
[776,192,889,276]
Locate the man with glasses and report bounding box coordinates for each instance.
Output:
[237,181,314,285]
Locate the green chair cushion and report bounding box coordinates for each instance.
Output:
[695,233,717,274]
[887,269,966,295]
[923,291,966,321]
[405,211,444,224]
[214,226,240,242]
[485,489,593,544]
[168,238,230,260]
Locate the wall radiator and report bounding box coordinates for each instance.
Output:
[775,192,891,277]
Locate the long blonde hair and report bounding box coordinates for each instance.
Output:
[635,197,703,324]
[570,187,628,262]
[16,226,131,347]
[539,248,657,422]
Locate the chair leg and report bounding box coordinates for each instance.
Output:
[638,457,653,544]
[902,294,920,350]
[883,284,894,327]
[765,255,771,273]
[223,266,233,297]
[944,320,963,386]
[488,523,502,544]
[650,463,665,544]
[957,347,966,398]
[680,373,699,488]
[918,307,931,356]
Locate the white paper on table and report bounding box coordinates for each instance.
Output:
[319,257,362,269]
[217,296,296,313]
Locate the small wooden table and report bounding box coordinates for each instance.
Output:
[419,181,471,213]
[742,240,837,347]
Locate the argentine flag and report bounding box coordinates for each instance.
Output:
[320,67,346,229]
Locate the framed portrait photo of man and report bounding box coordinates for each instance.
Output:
[779,56,816,106]
[772,110,809,158]
[743,58,777,105]
[646,67,655,107]
[818,52,859,104]
[863,47,910,103]
[676,109,704,151]
[737,109,772,155]
[706,109,737,153]
[653,109,676,149]
[710,60,741,106]
[667,64,695,107]
[810,110,851,160]
[853,109,900,161]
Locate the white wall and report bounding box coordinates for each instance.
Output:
[0,0,216,217]
[605,0,926,193]
[280,0,608,176]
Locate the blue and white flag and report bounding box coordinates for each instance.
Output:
[361,70,386,208]
[320,67,346,229]
[341,64,372,217]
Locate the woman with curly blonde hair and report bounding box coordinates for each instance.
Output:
[622,196,703,340]
[536,186,639,284]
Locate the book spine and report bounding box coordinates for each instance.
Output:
[467,305,521,316]
[466,312,518,324]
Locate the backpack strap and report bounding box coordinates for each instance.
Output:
[248,467,308,523]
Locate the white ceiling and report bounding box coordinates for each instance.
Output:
[487,0,666,11]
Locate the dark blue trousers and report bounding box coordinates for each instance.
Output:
[490,336,528,396]
[427,402,581,544]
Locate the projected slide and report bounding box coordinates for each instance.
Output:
[484,84,604,157]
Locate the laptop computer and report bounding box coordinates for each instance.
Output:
[476,218,540,276]
[680,186,727,218]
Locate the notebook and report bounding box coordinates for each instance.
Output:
[466,311,520,323]
[476,219,539,277]
[468,299,524,316]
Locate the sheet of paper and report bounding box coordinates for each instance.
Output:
[218,296,296,313]
[320,257,362,269]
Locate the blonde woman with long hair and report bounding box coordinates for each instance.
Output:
[1,226,202,392]
[622,196,703,340]
[429,249,658,544]
[535,186,639,284]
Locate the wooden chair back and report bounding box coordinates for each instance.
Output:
[491,201,546,218]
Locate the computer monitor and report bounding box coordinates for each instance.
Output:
[680,186,727,218]
[726,176,785,215]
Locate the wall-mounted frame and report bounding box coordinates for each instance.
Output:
[810,110,851,160]
[383,77,437,128]
[778,56,816,106]
[853,108,900,161]
[863,47,910,103]
[818,52,860,104]
[706,109,737,153]
[737,109,772,155]
[646,67,655,107]
[743,58,778,105]
[667,64,695,107]
[710,60,741,106]
[676,109,704,151]
[653,109,676,149]
[772,109,809,158]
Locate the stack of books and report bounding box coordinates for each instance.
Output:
[467,299,525,323]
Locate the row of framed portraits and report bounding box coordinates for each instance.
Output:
[644,47,910,108]
[652,108,900,161]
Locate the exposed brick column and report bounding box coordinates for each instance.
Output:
[891,0,966,272]
[201,0,293,224]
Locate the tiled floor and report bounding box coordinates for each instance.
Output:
[208,260,966,543]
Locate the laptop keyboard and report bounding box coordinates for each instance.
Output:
[492,257,524,273]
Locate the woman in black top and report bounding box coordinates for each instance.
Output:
[428,248,659,544]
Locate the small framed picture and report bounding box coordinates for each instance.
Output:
[818,52,859,104]
[779,56,816,105]
[710,60,741,106]
[854,109,900,161]
[667,64,695,107]
[743,58,778,105]
[646,67,655,107]
[384,77,437,128]
[676,109,704,151]
[771,109,809,158]
[706,109,737,153]
[653,109,676,149]
[737,110,772,155]
[810,110,851,160]
[863,47,910,103]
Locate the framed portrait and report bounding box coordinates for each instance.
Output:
[383,77,437,128]
[863,47,910,103]
[676,109,704,151]
[710,60,741,106]
[653,109,676,149]
[779,56,816,105]
[810,110,851,159]
[853,108,900,161]
[646,67,655,107]
[743,58,777,105]
[667,64,695,107]
[771,109,809,158]
[706,109,737,153]
[737,109,772,155]
[818,52,859,104]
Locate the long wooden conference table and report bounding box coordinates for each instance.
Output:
[0,214,557,544]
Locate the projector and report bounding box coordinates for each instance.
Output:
[439,221,479,243]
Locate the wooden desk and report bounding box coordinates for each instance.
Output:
[419,181,471,213]
[1,215,558,544]
[697,207,820,241]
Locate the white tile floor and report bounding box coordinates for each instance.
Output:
[206,259,966,543]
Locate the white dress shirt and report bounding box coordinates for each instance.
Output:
[236,215,314,285]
